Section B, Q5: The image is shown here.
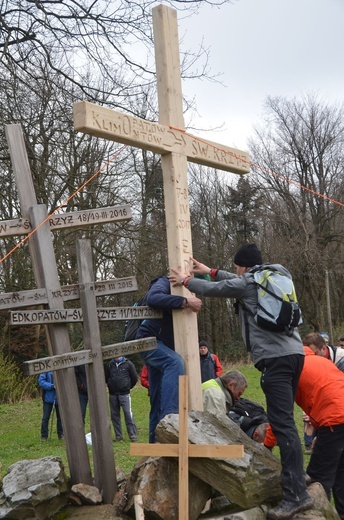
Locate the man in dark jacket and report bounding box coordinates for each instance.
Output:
[169,243,313,520]
[136,276,202,443]
[105,356,138,442]
[199,340,223,383]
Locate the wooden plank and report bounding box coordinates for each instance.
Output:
[101,337,157,360]
[23,337,157,376]
[134,495,145,520]
[178,375,189,520]
[188,445,244,458]
[152,5,204,412]
[130,443,179,457]
[76,239,117,503]
[129,443,244,459]
[23,349,92,375]
[0,204,131,237]
[10,306,162,324]
[29,204,93,485]
[0,276,137,310]
[73,102,249,175]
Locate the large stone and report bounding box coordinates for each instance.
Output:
[0,456,70,519]
[124,456,212,519]
[71,483,102,505]
[156,411,282,510]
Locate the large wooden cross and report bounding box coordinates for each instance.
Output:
[74,4,250,409]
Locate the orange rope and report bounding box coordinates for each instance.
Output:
[1,122,343,266]
[178,127,344,208]
[0,145,127,265]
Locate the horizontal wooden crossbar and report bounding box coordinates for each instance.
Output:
[130,443,244,458]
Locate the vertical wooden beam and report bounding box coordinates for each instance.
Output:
[76,239,117,503]
[152,4,203,411]
[178,375,189,520]
[5,125,92,485]
[29,205,93,485]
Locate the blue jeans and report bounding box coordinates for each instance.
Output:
[260,354,308,503]
[140,340,185,443]
[41,402,63,439]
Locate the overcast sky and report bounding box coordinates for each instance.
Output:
[176,0,343,151]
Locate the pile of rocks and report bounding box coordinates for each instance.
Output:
[0,413,340,519]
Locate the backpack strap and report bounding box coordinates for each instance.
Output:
[235,299,252,352]
[328,344,337,362]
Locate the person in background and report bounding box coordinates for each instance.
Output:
[140,365,149,395]
[199,340,223,383]
[295,346,344,519]
[337,336,344,348]
[136,275,202,443]
[74,365,88,424]
[105,356,138,442]
[38,371,63,441]
[302,331,344,454]
[169,243,313,520]
[304,332,344,372]
[202,370,247,416]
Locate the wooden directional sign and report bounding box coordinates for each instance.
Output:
[0,204,131,238]
[74,102,250,175]
[23,337,157,376]
[0,276,137,310]
[10,306,162,324]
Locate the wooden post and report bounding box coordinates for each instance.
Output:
[76,239,117,503]
[29,204,93,485]
[152,5,202,411]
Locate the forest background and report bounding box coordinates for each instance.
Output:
[0,0,344,403]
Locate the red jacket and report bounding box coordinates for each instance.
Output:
[295,346,344,428]
[213,353,223,377]
[140,365,149,389]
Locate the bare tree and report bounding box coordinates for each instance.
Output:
[0,0,230,105]
[249,94,344,331]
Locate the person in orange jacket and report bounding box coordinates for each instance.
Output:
[295,346,344,519]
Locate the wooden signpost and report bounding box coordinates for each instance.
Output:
[0,276,137,310]
[23,337,157,376]
[2,124,158,501]
[74,4,250,411]
[0,205,131,237]
[10,305,161,324]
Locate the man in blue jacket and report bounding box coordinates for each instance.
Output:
[136,276,202,443]
[38,371,63,441]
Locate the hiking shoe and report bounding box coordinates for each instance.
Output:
[41,437,48,441]
[304,445,312,455]
[267,495,313,520]
[58,435,64,440]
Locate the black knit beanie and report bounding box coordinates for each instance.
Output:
[233,243,263,267]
